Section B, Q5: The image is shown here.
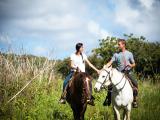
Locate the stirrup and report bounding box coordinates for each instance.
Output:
[87,99,95,106]
[59,98,66,104]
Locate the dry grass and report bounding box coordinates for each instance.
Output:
[0,53,56,104]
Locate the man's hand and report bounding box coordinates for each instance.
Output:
[128,63,135,68]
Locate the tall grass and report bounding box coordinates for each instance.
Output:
[0,53,56,119]
[0,53,160,120]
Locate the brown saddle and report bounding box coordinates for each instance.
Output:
[124,74,138,92]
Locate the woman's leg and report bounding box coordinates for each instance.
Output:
[63,72,73,91]
[59,72,73,103]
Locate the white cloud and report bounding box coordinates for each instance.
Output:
[113,0,160,41]
[14,14,83,32]
[87,20,111,39]
[139,0,154,10]
[115,1,139,28]
[33,46,48,57]
[0,34,12,45]
[0,0,160,59]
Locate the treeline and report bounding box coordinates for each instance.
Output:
[0,34,160,119]
[57,34,160,82]
[1,34,160,80]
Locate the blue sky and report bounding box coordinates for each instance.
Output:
[0,0,160,59]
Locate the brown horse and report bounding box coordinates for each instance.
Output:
[66,72,91,120]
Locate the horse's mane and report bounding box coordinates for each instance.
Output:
[66,72,91,120]
[72,72,91,93]
[69,72,91,102]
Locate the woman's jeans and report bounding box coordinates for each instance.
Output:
[63,71,74,91]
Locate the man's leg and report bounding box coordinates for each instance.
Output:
[103,85,112,106]
[127,72,138,108]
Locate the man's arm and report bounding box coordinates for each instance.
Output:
[128,52,136,68]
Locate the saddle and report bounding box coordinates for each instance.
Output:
[124,73,138,95]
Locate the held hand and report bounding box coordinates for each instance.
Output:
[99,69,104,74]
[97,70,101,74]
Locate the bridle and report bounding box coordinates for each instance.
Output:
[97,68,127,91]
[96,68,112,89]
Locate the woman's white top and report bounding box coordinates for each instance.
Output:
[70,53,87,72]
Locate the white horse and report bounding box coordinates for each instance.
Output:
[94,66,133,120]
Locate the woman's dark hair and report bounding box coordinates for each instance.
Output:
[75,43,84,63]
[76,43,83,52]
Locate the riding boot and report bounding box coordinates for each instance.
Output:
[87,99,95,106]
[132,88,138,108]
[59,84,69,104]
[59,92,67,104]
[103,90,111,106]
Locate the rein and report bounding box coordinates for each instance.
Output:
[96,69,111,88]
[99,69,127,92]
[114,74,127,92]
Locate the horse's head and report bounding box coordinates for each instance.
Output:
[94,66,112,92]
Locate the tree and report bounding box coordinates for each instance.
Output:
[93,34,160,77]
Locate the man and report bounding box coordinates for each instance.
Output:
[103,39,138,108]
[59,43,100,106]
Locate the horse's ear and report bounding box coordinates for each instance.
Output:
[103,65,107,69]
[108,65,112,69]
[103,65,112,69]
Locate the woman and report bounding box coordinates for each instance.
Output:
[59,43,100,106]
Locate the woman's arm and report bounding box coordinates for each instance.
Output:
[85,59,100,74]
[105,60,113,68]
[70,60,81,72]
[70,60,78,70]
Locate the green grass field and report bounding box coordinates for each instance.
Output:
[1,78,160,120]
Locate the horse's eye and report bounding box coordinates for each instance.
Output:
[102,76,106,78]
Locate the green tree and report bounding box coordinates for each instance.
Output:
[93,34,160,78]
[55,58,70,78]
